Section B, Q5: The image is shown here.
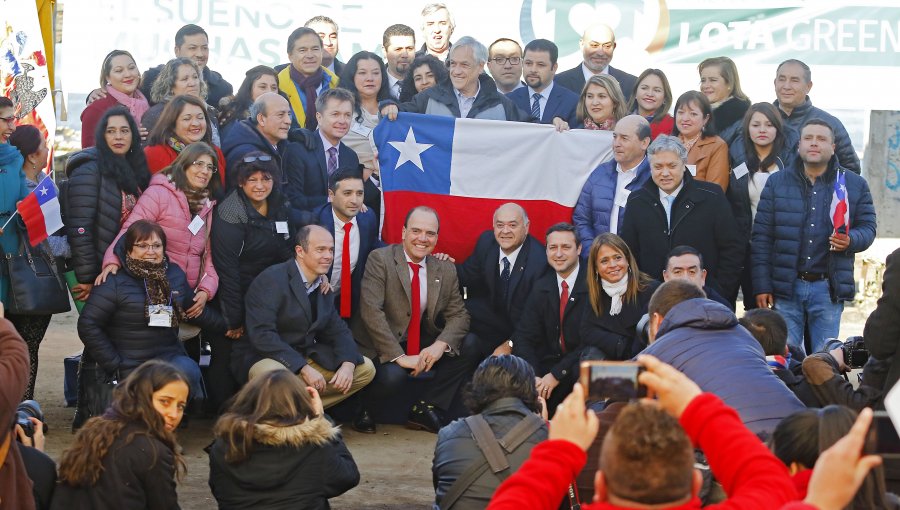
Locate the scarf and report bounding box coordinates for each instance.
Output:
[125,254,183,328]
[583,117,615,131]
[766,354,788,370]
[183,185,210,216]
[167,136,187,153]
[601,274,629,316]
[105,86,150,124]
[289,65,324,131]
[710,95,733,110]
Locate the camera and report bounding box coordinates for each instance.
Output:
[840,336,870,369]
[635,313,651,346]
[15,400,45,438]
[580,361,648,402]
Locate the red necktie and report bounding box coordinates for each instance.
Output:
[559,280,569,353]
[339,222,352,318]
[407,262,421,355]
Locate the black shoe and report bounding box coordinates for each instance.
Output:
[406,401,443,433]
[352,409,376,434]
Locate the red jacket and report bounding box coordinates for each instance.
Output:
[144,144,227,187]
[488,393,799,510]
[80,95,120,148]
[650,114,675,140]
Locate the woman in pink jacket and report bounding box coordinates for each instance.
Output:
[98,142,221,318]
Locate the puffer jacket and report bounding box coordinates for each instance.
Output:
[64,148,134,283]
[102,172,219,297]
[433,398,548,510]
[78,237,221,375]
[385,73,531,121]
[774,96,861,174]
[208,415,359,510]
[573,157,651,253]
[640,298,806,436]
[725,154,785,243]
[220,119,307,192]
[751,155,876,302]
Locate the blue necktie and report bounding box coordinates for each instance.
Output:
[531,93,541,121]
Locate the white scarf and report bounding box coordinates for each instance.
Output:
[602,274,629,316]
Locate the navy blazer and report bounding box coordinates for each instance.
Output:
[316,204,381,316]
[506,83,579,126]
[456,232,550,345]
[285,131,360,213]
[555,64,638,103]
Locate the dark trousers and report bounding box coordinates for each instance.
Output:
[365,333,481,411]
[8,313,52,401]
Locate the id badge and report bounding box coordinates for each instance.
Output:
[148,304,174,327]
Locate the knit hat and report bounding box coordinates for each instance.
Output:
[8,124,42,159]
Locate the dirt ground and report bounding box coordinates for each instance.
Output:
[29,239,897,508]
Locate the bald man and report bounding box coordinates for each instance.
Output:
[555,23,638,102]
[456,203,551,358]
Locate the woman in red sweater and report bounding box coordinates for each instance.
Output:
[628,69,674,140]
[80,50,149,148]
[143,94,226,187]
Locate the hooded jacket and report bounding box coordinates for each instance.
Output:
[102,173,219,298]
[208,416,359,509]
[640,298,806,436]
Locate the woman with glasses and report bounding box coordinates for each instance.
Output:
[80,50,150,148]
[98,142,221,324]
[144,94,226,188]
[210,152,293,409]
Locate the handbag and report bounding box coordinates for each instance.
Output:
[3,229,71,315]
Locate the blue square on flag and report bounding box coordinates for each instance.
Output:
[375,113,454,194]
[35,180,58,205]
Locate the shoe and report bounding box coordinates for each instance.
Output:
[352,409,376,434]
[406,401,443,433]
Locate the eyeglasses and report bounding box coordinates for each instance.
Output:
[0,115,15,126]
[242,155,273,163]
[490,56,521,66]
[191,160,218,173]
[133,243,164,251]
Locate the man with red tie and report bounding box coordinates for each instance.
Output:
[356,206,480,433]
[513,223,599,414]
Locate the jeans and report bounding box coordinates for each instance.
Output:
[775,279,844,355]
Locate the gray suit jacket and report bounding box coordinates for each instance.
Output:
[357,244,470,363]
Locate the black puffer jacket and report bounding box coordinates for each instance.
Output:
[77,237,223,375]
[211,189,294,330]
[64,149,133,284]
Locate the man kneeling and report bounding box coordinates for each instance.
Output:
[237,225,375,408]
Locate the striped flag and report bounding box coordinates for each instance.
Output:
[374,113,613,260]
[17,174,63,246]
[830,169,850,233]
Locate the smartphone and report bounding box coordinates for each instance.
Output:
[869,412,900,459]
[580,361,647,402]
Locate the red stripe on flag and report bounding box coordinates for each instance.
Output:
[383,191,574,261]
[16,193,49,246]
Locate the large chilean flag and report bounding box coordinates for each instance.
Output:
[374,113,613,261]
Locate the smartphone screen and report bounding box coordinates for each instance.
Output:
[580,361,647,402]
[871,412,900,458]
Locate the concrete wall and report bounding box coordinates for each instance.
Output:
[866,111,900,237]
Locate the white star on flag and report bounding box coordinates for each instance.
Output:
[39,186,49,196]
[388,127,433,172]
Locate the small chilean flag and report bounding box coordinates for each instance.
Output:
[17,174,64,246]
[830,169,850,233]
[374,113,613,260]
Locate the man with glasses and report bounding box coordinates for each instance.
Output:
[487,38,524,94]
[555,23,638,103]
[380,36,529,122]
[507,39,578,125]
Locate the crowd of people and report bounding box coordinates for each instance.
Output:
[0,2,896,509]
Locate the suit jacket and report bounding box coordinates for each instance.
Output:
[286,131,360,212]
[357,245,470,363]
[555,64,638,103]
[506,82,579,125]
[239,259,364,376]
[456,232,550,345]
[315,204,381,316]
[512,267,591,381]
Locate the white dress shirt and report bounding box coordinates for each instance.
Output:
[609,157,645,234]
[581,63,609,81]
[330,211,359,291]
[556,263,580,299]
[454,81,481,118]
[499,243,524,276]
[387,72,403,100]
[527,82,554,120]
[404,251,428,315]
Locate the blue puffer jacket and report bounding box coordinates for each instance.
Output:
[640,298,805,436]
[572,157,651,253]
[751,156,876,302]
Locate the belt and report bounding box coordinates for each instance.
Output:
[798,272,828,282]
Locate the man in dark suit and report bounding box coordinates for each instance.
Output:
[554,23,638,102]
[620,135,744,301]
[456,203,549,358]
[513,223,599,413]
[305,15,345,76]
[286,88,360,214]
[507,39,578,126]
[356,206,480,433]
[239,225,375,409]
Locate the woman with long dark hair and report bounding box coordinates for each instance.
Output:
[52,360,190,509]
[628,69,674,140]
[208,369,359,508]
[218,65,278,138]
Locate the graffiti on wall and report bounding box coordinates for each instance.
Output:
[888,119,900,192]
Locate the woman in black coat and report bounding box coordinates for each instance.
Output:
[580,233,659,360]
[698,56,751,147]
[208,369,359,509]
[78,220,221,400]
[65,106,151,305]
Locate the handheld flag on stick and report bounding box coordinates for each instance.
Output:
[17,174,63,246]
